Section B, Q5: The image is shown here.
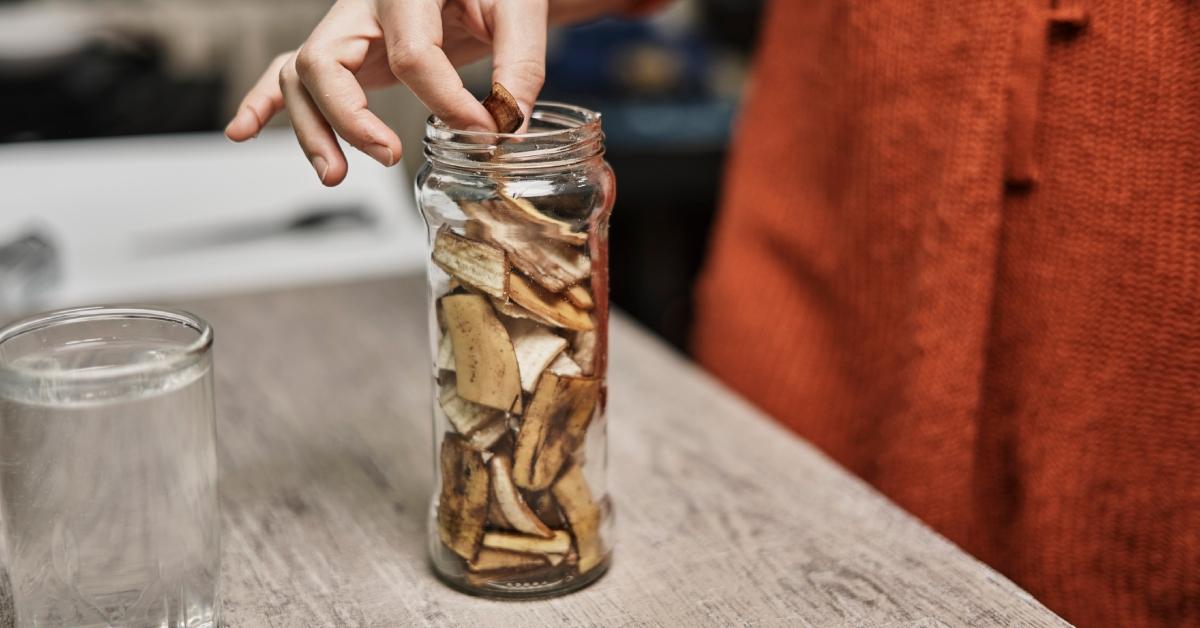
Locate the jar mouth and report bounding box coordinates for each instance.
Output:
[0,305,212,387]
[424,102,604,172]
[426,101,601,142]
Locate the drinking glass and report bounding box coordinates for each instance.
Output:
[0,306,219,628]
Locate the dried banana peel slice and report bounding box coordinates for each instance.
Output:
[436,332,455,372]
[508,273,594,332]
[564,285,594,310]
[441,294,523,413]
[437,434,490,560]
[460,200,590,293]
[571,329,598,376]
[467,548,546,573]
[431,227,509,299]
[491,296,556,328]
[497,189,588,246]
[525,489,567,528]
[509,239,590,294]
[488,495,510,528]
[547,352,583,378]
[465,416,509,451]
[552,462,603,574]
[482,82,523,133]
[502,318,569,393]
[512,373,600,491]
[482,530,571,555]
[438,382,500,435]
[489,452,553,538]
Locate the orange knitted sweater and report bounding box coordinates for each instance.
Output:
[691,1,1200,626]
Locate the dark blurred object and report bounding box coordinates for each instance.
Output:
[698,0,763,51]
[545,19,710,100]
[541,1,762,350]
[0,34,222,143]
[0,229,60,320]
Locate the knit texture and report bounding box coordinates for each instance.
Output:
[692,1,1200,626]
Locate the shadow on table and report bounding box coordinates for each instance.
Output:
[217,431,433,552]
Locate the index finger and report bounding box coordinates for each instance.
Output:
[378,0,494,131]
[225,53,292,141]
[491,0,549,123]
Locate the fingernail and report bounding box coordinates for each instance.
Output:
[310,156,328,183]
[365,144,394,166]
[223,118,241,140]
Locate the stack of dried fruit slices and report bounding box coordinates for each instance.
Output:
[432,186,607,591]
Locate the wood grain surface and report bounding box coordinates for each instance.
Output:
[0,276,1071,627]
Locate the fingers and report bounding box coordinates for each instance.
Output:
[378,0,495,131]
[295,1,401,167]
[491,0,549,122]
[225,53,291,141]
[279,56,349,186]
[442,31,491,69]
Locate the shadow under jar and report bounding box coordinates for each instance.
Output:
[416,103,616,598]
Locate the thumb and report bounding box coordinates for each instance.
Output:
[490,0,548,129]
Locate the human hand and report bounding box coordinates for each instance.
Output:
[224,0,549,186]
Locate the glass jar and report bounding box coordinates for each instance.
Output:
[416,103,616,598]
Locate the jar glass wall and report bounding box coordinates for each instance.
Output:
[416,103,616,598]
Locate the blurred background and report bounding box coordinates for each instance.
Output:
[0,0,762,350]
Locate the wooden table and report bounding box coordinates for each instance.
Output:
[3,276,1072,627]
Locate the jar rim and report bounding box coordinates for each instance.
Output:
[0,305,213,387]
[423,102,605,172]
[425,101,602,142]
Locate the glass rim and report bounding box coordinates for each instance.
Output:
[0,305,213,385]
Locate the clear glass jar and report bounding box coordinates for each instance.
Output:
[416,103,615,598]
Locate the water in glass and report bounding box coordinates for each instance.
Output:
[0,336,218,628]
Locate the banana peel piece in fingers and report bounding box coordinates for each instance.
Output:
[482,82,524,133]
[553,462,604,574]
[437,434,490,560]
[512,372,600,491]
[431,227,508,299]
[441,294,523,413]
